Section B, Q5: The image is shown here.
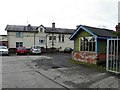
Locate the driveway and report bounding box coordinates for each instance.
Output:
[2,53,120,89]
[30,53,120,89]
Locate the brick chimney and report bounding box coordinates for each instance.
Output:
[116,23,120,32]
[52,22,55,30]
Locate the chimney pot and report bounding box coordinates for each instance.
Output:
[116,23,120,32]
[52,22,55,29]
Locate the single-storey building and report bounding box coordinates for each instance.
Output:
[70,25,117,64]
[5,23,75,52]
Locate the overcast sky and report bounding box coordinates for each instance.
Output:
[0,0,119,35]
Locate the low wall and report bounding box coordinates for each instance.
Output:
[72,51,97,64]
[97,53,106,63]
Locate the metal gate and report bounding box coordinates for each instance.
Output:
[106,37,120,74]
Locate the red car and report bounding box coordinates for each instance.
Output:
[16,46,28,55]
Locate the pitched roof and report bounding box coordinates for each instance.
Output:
[45,27,75,34]
[70,25,117,40]
[5,24,37,32]
[5,25,75,34]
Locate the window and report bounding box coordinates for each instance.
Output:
[40,28,43,32]
[62,34,64,42]
[16,42,23,48]
[16,32,23,38]
[39,37,45,44]
[59,34,64,42]
[80,37,96,52]
[59,34,61,42]
[53,36,56,41]
[49,36,56,43]
[39,40,44,43]
[49,36,52,40]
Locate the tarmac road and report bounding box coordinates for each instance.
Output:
[2,55,66,88]
[1,53,120,89]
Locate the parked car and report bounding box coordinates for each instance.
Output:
[30,45,41,54]
[16,46,28,55]
[0,46,9,55]
[64,47,73,53]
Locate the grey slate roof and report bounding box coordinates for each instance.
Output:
[83,25,116,37]
[70,25,117,40]
[45,27,75,34]
[5,25,75,34]
[5,25,37,32]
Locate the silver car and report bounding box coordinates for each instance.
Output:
[0,46,9,55]
[30,45,41,54]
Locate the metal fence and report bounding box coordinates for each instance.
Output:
[106,37,120,74]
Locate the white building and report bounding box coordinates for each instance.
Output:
[5,23,75,52]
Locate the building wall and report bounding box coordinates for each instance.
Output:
[7,32,35,48]
[74,30,91,51]
[98,39,107,53]
[34,32,47,48]
[74,37,80,51]
[7,31,74,51]
[47,34,74,50]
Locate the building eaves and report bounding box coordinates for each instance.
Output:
[45,27,75,34]
[70,25,117,40]
[5,25,37,32]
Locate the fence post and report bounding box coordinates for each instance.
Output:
[106,39,109,71]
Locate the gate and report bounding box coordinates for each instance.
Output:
[106,37,120,74]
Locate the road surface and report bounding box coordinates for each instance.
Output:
[2,55,66,88]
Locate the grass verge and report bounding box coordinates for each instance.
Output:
[69,58,106,72]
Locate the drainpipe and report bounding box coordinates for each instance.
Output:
[34,31,38,45]
[46,33,51,49]
[95,38,98,54]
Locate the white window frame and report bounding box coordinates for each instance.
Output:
[59,34,64,43]
[16,42,23,48]
[80,36,96,52]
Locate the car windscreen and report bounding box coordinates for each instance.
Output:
[0,46,7,49]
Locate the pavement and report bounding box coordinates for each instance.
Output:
[27,53,120,89]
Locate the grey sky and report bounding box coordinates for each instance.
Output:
[0,0,119,35]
